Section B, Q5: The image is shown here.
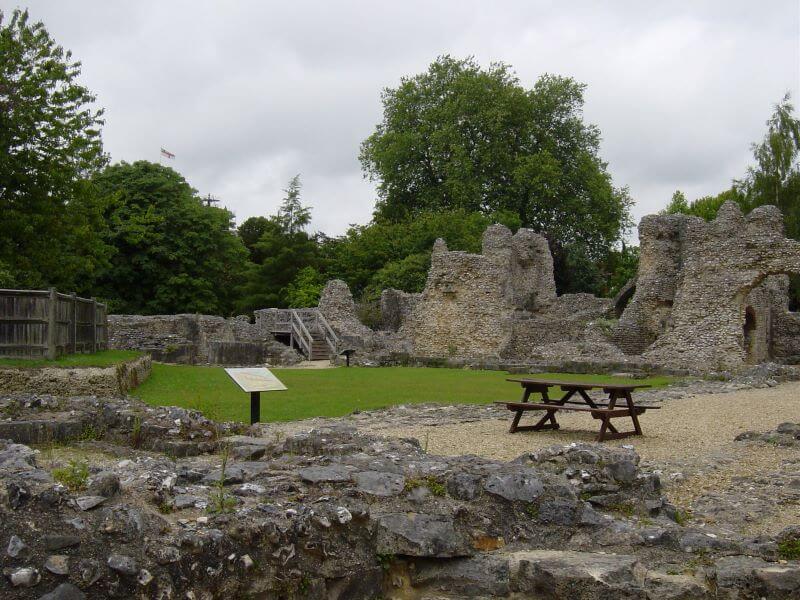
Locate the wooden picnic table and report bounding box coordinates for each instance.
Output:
[495,378,658,442]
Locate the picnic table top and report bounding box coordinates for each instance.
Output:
[506,377,652,391]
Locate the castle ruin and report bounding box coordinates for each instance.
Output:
[108,202,800,373]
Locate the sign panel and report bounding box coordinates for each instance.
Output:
[224,367,287,393]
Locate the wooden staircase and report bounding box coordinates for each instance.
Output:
[309,332,331,360]
[279,309,338,361]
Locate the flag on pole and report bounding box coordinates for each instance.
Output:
[160,147,175,159]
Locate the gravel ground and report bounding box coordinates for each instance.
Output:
[371,381,800,535]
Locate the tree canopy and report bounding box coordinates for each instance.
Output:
[0,9,109,291]
[92,161,248,314]
[360,56,632,264]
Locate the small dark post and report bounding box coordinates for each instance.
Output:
[70,292,77,353]
[46,287,57,360]
[250,391,261,424]
[91,297,97,353]
[340,348,355,367]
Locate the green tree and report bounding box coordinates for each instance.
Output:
[285,266,325,308]
[237,177,318,311]
[0,9,110,291]
[277,174,311,234]
[737,93,800,238]
[360,56,631,266]
[238,216,271,263]
[92,161,248,314]
[663,190,689,215]
[663,188,741,221]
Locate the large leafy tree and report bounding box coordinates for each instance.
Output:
[360,56,631,269]
[0,9,110,291]
[93,161,248,314]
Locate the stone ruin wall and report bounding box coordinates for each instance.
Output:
[640,203,800,369]
[404,225,559,359]
[108,314,301,366]
[611,214,686,355]
[380,288,420,332]
[109,202,800,372]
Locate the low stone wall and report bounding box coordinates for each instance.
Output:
[109,314,302,366]
[0,355,151,396]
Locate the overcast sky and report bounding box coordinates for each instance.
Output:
[5,1,800,240]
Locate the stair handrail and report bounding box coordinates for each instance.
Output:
[290,309,313,359]
[316,311,339,353]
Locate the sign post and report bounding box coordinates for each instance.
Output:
[224,368,287,424]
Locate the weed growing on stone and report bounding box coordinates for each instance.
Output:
[79,422,105,441]
[525,503,540,519]
[778,537,800,560]
[52,459,89,491]
[130,414,143,449]
[607,502,636,518]
[207,444,236,514]
[683,550,714,575]
[673,508,691,526]
[404,475,446,497]
[592,318,618,333]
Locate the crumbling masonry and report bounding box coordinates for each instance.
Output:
[108,202,800,372]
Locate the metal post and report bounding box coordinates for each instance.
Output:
[250,391,261,424]
[46,287,57,360]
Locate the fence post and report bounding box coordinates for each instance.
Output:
[70,292,77,353]
[91,297,97,353]
[47,287,57,360]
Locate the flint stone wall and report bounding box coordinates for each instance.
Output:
[318,280,373,340]
[505,294,614,359]
[407,225,557,358]
[0,355,151,396]
[108,314,301,366]
[642,203,800,369]
[612,214,686,355]
[380,289,420,332]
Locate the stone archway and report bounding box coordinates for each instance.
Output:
[612,278,636,318]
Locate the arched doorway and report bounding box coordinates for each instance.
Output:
[743,306,757,363]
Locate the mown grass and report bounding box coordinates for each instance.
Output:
[0,350,143,369]
[133,364,674,424]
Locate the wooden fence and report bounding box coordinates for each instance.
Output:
[0,288,108,359]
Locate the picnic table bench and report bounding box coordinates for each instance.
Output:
[494,378,659,442]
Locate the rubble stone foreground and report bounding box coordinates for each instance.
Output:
[1,393,798,599]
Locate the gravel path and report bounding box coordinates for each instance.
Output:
[371,381,800,535]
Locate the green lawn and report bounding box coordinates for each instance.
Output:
[133,364,674,424]
[0,350,143,369]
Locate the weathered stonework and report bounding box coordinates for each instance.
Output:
[406,225,558,359]
[318,279,373,340]
[641,203,800,369]
[0,355,151,396]
[380,288,420,332]
[0,390,798,599]
[108,314,301,366]
[110,203,800,372]
[612,214,686,355]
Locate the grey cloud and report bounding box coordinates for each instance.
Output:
[5,0,798,237]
